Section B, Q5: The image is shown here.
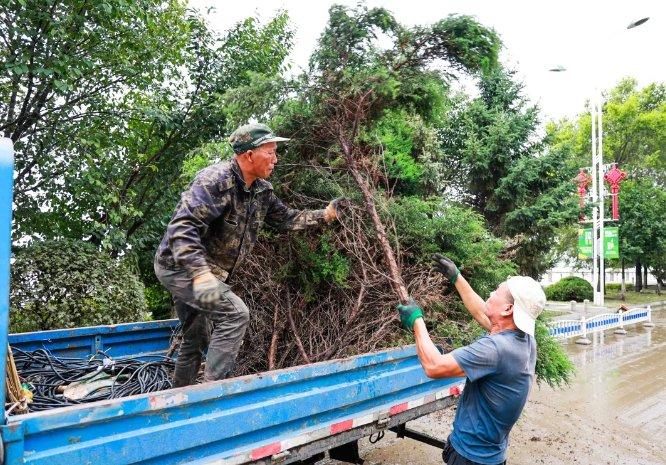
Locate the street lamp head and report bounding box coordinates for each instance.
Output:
[548,65,567,72]
[627,17,649,29]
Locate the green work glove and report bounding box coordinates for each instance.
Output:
[396,299,424,331]
[431,253,460,285]
[192,272,224,310]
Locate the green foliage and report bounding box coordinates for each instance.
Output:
[2,0,191,241]
[496,146,579,277]
[219,13,293,80]
[3,1,294,278]
[545,276,593,302]
[180,141,235,181]
[221,73,292,131]
[548,78,666,184]
[618,180,666,266]
[439,68,541,214]
[547,79,666,275]
[430,15,500,73]
[440,68,578,277]
[387,197,516,297]
[366,110,422,193]
[309,5,399,73]
[289,231,350,301]
[3,2,575,386]
[9,240,148,333]
[534,315,575,388]
[144,283,172,321]
[433,314,485,349]
[394,73,450,123]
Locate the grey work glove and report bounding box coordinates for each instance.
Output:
[324,197,351,222]
[192,272,224,310]
[431,253,460,285]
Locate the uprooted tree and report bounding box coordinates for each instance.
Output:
[220,6,574,387]
[303,8,502,304]
[211,5,554,383]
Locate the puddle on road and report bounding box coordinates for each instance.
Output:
[561,312,665,438]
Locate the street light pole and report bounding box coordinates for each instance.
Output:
[591,98,599,305]
[549,16,649,307]
[591,97,605,306]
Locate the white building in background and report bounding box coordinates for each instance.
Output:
[540,262,658,287]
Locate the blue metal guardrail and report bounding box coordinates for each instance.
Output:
[548,306,653,340]
[1,334,463,465]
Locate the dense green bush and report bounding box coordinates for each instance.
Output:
[545,276,593,302]
[10,240,149,333]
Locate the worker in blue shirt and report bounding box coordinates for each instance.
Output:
[397,254,546,465]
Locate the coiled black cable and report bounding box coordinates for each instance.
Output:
[8,348,175,413]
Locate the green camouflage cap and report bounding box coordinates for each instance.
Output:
[228,123,290,154]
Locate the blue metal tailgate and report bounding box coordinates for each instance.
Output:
[8,319,178,359]
[1,344,463,465]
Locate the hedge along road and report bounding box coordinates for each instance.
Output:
[326,309,665,465]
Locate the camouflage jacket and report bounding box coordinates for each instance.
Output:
[155,159,327,282]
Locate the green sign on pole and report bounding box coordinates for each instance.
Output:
[604,227,619,259]
[577,227,619,260]
[578,228,593,260]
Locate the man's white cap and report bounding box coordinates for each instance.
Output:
[506,276,546,337]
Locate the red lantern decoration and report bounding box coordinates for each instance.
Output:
[604,163,627,220]
[574,168,592,220]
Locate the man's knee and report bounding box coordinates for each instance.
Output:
[209,290,250,325]
[228,294,250,326]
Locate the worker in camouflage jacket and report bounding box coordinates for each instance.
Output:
[155,123,345,387]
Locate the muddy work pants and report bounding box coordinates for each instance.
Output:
[154,264,250,387]
[442,437,506,465]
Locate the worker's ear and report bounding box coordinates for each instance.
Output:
[246,150,254,163]
[501,304,514,317]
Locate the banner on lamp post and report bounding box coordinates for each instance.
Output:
[603,227,619,259]
[578,227,619,260]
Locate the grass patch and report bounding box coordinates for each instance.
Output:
[605,286,665,306]
[542,309,568,318]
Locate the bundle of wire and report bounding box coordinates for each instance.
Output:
[10,348,175,413]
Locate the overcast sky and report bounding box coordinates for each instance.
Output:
[188,0,664,123]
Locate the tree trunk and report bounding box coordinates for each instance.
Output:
[268,305,282,370]
[635,261,642,292]
[643,265,648,290]
[340,139,409,304]
[620,259,626,301]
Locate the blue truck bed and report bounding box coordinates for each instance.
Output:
[2,320,464,465]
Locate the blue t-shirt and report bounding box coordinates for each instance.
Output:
[449,329,536,465]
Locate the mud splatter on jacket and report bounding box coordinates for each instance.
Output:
[155,159,326,281]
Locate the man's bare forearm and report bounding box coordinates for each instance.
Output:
[414,320,465,378]
[454,275,491,330]
[414,319,443,371]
